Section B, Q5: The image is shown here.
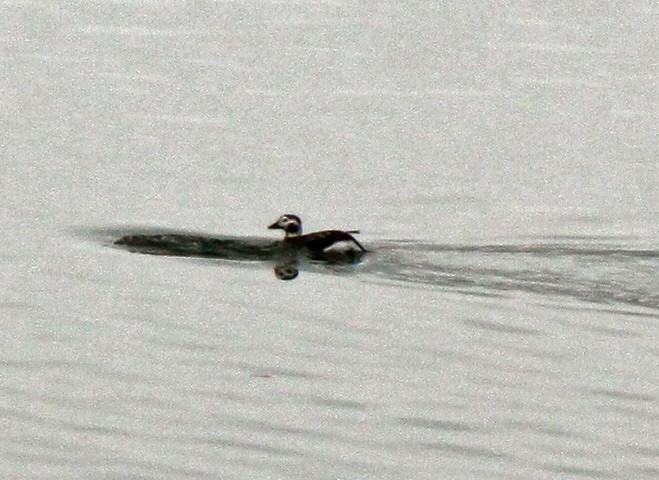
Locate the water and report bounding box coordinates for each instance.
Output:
[1,2,658,479]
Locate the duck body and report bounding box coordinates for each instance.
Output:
[284,230,365,252]
[267,214,368,254]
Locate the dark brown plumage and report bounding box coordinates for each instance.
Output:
[268,214,368,253]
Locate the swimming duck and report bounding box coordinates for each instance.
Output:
[267,214,368,253]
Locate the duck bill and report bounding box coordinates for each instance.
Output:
[267,222,281,230]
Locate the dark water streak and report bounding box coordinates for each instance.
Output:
[367,241,659,311]
[87,227,659,312]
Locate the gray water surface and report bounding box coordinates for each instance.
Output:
[1,2,658,479]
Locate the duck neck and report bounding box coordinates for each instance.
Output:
[285,223,302,237]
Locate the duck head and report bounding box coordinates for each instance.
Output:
[267,214,303,237]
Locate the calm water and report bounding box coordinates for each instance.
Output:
[2,2,658,479]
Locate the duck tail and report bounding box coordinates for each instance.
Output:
[348,235,368,252]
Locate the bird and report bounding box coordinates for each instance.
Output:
[267,214,368,253]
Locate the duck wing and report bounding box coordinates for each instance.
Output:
[290,230,368,252]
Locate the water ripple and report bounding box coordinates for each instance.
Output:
[86,227,659,310]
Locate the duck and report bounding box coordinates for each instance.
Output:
[267,214,368,253]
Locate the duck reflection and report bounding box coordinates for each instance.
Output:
[273,261,299,280]
[270,246,365,281]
